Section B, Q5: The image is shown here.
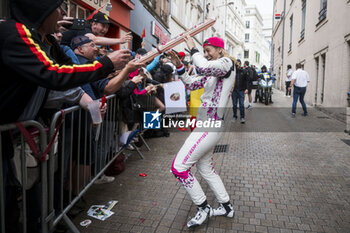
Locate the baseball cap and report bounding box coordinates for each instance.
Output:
[92,12,110,24]
[203,37,224,49]
[70,35,92,50]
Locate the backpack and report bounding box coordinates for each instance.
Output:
[250,67,259,81]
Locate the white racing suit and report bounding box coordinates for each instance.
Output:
[171,51,235,205]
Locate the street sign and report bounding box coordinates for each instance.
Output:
[275,13,281,21]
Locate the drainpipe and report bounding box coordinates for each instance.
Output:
[280,0,286,90]
[270,0,275,73]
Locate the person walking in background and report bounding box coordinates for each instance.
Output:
[243,61,255,109]
[231,59,249,123]
[288,63,310,118]
[285,64,293,97]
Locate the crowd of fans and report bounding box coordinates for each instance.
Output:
[0,1,197,232]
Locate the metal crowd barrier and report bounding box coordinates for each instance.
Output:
[0,120,49,233]
[46,94,127,232]
[0,94,151,233]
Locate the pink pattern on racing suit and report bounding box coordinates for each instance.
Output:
[184,76,210,90]
[171,132,209,188]
[207,78,224,120]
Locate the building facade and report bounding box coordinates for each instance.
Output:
[130,0,170,51]
[244,5,266,68]
[203,0,246,60]
[272,0,350,107]
[168,0,247,61]
[168,0,204,58]
[262,15,273,69]
[224,0,246,61]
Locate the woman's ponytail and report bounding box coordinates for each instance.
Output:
[222,50,238,66]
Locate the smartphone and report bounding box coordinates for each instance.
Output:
[67,18,86,30]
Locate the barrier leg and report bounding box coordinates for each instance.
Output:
[20,136,27,233]
[139,134,151,151]
[41,161,48,233]
[0,135,5,233]
[132,142,144,159]
[62,214,80,233]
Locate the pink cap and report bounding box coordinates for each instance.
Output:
[203,37,224,49]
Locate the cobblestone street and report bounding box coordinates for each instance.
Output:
[73,89,350,233]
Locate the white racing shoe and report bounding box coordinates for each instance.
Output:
[187,205,212,228]
[212,203,235,217]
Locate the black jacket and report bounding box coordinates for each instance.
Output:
[116,81,138,124]
[234,67,249,91]
[0,0,114,124]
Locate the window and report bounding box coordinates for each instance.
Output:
[245,33,250,42]
[301,0,306,39]
[255,52,260,63]
[244,50,249,58]
[319,0,327,21]
[69,2,76,18]
[65,0,90,19]
[77,6,86,19]
[246,10,250,14]
[61,0,68,13]
[289,15,293,51]
[246,21,250,28]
